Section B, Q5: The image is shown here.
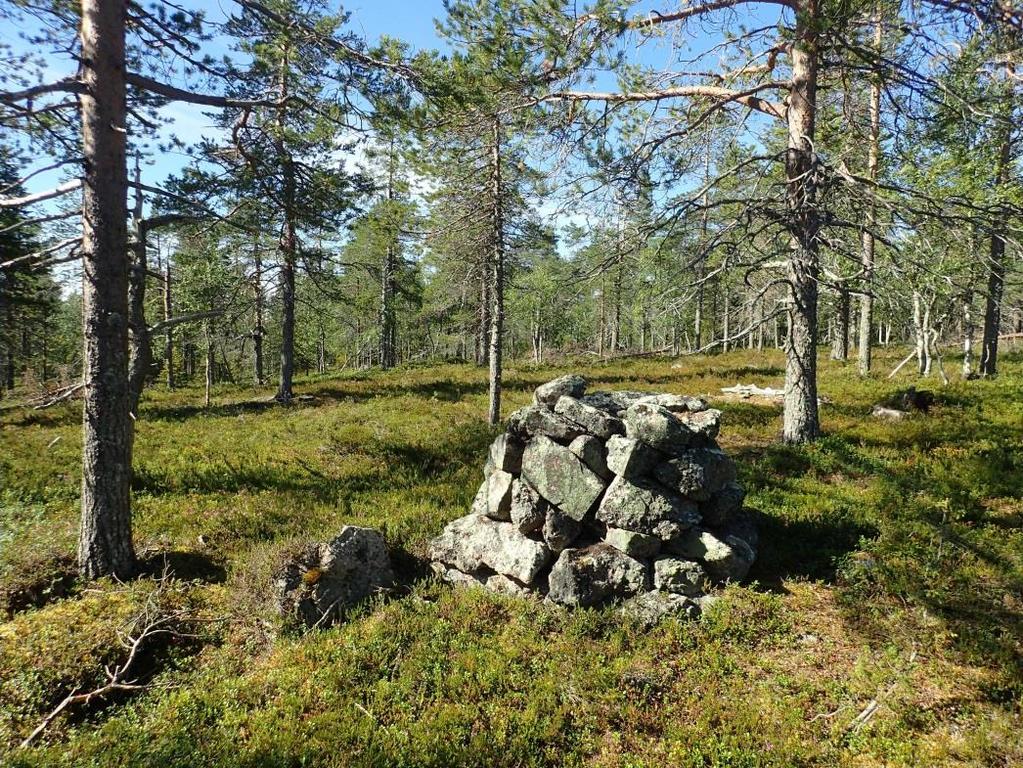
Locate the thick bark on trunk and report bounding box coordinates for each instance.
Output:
[782,0,821,444]
[78,0,136,579]
[487,117,505,426]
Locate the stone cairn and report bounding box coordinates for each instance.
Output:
[429,375,758,622]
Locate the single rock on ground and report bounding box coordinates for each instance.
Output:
[274,526,394,627]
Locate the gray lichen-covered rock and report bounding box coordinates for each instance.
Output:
[547,544,648,607]
[533,374,587,408]
[568,434,611,480]
[699,481,746,527]
[543,506,582,552]
[653,557,708,596]
[604,527,661,559]
[274,526,394,628]
[678,408,722,441]
[621,590,700,627]
[488,433,525,474]
[431,563,534,598]
[596,475,700,540]
[483,470,514,521]
[665,528,754,583]
[653,448,736,501]
[509,478,547,534]
[624,402,696,453]
[521,435,606,521]
[579,390,647,417]
[507,405,587,443]
[605,435,660,479]
[554,396,625,439]
[636,393,707,413]
[429,513,553,585]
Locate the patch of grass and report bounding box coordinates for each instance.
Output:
[1,349,1021,765]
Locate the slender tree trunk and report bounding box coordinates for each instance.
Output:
[78,0,136,579]
[487,116,505,426]
[380,138,398,370]
[611,257,622,353]
[252,246,264,385]
[858,2,882,376]
[912,291,926,375]
[962,290,975,378]
[204,322,213,407]
[980,81,1013,376]
[127,157,149,414]
[276,46,296,402]
[831,284,849,361]
[722,287,731,353]
[922,298,933,376]
[163,255,174,389]
[782,0,821,444]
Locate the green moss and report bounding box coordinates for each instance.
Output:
[1,350,1021,765]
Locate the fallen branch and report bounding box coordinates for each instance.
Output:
[19,571,197,749]
[887,350,917,379]
[30,382,84,410]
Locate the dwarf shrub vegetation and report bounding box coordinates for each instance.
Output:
[0,348,1020,766]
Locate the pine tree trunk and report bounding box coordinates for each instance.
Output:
[204,322,214,407]
[380,140,398,370]
[782,0,821,444]
[721,287,730,353]
[962,290,974,378]
[163,258,174,389]
[858,2,882,376]
[487,117,504,426]
[252,247,264,385]
[275,48,296,402]
[831,284,849,361]
[127,159,149,415]
[980,66,1014,377]
[78,0,136,579]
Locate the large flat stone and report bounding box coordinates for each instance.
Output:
[554,396,626,439]
[508,405,587,443]
[521,435,607,521]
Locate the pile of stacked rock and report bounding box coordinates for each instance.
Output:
[429,375,758,620]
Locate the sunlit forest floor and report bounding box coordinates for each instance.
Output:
[1,348,1021,767]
